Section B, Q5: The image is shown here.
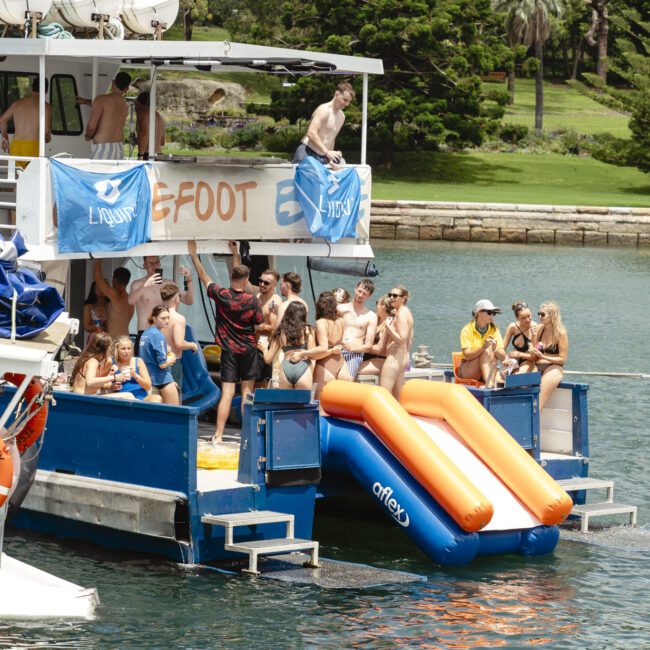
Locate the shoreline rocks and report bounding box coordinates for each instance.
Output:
[370,200,650,246]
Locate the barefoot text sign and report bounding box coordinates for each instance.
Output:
[148,162,371,241]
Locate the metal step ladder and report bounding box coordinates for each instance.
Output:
[557,477,637,532]
[201,510,319,575]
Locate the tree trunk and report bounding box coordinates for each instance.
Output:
[507,70,515,104]
[535,40,544,132]
[571,38,584,80]
[596,1,609,81]
[183,9,193,41]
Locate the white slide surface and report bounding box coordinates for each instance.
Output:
[412,416,541,531]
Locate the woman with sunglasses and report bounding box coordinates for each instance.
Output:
[458,299,510,387]
[530,301,569,409]
[503,301,538,373]
[380,285,413,399]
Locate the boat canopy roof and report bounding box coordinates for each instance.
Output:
[0,39,384,76]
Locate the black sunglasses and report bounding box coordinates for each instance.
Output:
[481,309,497,316]
[538,311,547,317]
[388,292,404,298]
[258,279,272,286]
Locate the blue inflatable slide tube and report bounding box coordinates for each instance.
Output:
[320,417,559,565]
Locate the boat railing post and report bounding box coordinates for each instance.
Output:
[361,73,368,166]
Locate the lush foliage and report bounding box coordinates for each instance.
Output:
[218,0,514,162]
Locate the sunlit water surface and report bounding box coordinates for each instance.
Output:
[3,241,650,648]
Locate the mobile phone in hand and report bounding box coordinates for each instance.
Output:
[155,268,163,283]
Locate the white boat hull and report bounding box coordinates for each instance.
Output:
[0,553,99,619]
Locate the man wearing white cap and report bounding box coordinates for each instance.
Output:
[457,299,511,387]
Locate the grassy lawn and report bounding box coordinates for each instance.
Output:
[372,151,650,207]
[496,78,630,138]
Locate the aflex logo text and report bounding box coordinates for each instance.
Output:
[372,482,410,527]
[94,178,122,205]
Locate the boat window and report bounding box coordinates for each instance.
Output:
[0,72,36,134]
[51,75,83,136]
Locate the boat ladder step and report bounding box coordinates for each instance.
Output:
[570,502,637,533]
[201,510,319,575]
[557,477,615,502]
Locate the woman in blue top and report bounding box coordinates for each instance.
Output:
[139,305,179,405]
[112,336,162,403]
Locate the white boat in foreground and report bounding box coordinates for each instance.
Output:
[0,311,98,619]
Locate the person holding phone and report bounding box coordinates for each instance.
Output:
[128,255,195,354]
[292,81,355,169]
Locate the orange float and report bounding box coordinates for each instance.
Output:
[0,440,13,508]
[3,373,48,453]
[320,381,494,532]
[400,380,573,525]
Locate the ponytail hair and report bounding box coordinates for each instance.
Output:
[148,304,168,325]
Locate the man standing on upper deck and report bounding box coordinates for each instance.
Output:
[0,76,51,167]
[128,255,194,354]
[78,71,132,160]
[292,81,355,168]
[135,91,166,160]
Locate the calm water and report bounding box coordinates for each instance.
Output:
[4,241,650,648]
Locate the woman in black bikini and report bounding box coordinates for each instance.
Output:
[530,301,569,410]
[503,301,538,373]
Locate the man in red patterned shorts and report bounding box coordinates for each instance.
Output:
[188,241,263,443]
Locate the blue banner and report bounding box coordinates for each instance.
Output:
[294,157,361,242]
[51,159,151,253]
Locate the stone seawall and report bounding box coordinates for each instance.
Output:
[370,200,650,246]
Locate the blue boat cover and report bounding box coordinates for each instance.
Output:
[0,230,64,339]
[294,157,361,242]
[50,159,151,253]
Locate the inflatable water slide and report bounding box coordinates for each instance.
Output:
[320,380,573,565]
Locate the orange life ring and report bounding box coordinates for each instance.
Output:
[3,373,48,453]
[0,441,13,508]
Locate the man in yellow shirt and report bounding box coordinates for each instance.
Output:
[458,299,511,387]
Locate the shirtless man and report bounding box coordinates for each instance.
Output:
[78,71,131,160]
[93,260,134,338]
[337,279,377,381]
[0,76,51,167]
[135,91,165,160]
[292,81,355,167]
[380,285,414,400]
[128,255,194,353]
[275,272,309,325]
[160,283,198,398]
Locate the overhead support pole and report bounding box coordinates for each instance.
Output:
[91,58,98,101]
[148,65,156,160]
[38,55,45,157]
[361,73,368,166]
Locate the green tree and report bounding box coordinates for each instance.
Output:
[574,9,650,172]
[179,0,208,40]
[225,0,506,163]
[493,0,565,130]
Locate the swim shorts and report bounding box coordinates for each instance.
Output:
[9,139,38,168]
[91,141,124,160]
[220,347,259,384]
[292,143,329,166]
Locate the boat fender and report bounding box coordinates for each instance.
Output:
[0,440,13,508]
[2,374,49,454]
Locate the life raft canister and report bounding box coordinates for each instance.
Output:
[2,373,48,453]
[0,441,13,508]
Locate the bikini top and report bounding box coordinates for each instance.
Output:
[511,325,532,353]
[536,325,559,354]
[282,344,307,353]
